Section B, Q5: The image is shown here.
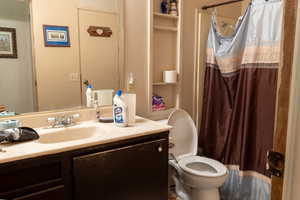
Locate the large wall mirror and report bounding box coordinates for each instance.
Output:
[0,0,124,116]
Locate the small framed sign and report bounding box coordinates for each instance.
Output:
[43,25,70,47]
[87,26,113,37]
[0,27,17,59]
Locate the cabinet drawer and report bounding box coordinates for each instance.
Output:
[0,161,61,194]
[13,185,65,200]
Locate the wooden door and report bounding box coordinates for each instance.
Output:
[271,0,299,199]
[73,139,168,200]
[78,9,121,104]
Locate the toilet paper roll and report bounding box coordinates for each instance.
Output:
[163,70,177,83]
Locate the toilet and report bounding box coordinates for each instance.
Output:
[168,109,228,200]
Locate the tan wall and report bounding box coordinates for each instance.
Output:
[181,0,242,116]
[124,0,149,116]
[78,0,119,13]
[0,0,35,113]
[31,0,82,111]
[31,0,120,111]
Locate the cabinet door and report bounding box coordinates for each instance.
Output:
[13,186,65,200]
[73,138,168,200]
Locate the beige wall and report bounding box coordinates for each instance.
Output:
[124,0,149,116]
[31,0,82,111]
[31,0,121,111]
[0,0,35,113]
[78,0,119,13]
[181,0,242,116]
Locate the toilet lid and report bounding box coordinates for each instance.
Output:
[178,156,228,177]
[168,109,198,159]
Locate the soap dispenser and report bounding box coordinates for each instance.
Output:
[86,84,93,108]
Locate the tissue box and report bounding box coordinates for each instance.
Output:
[0,111,16,117]
[0,120,21,131]
[93,90,114,106]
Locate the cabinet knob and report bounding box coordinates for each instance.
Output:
[158,146,163,152]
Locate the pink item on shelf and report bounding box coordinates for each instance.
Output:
[152,95,166,111]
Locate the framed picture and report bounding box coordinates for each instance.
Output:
[43,25,70,47]
[0,27,17,59]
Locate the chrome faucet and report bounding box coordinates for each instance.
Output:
[47,114,80,128]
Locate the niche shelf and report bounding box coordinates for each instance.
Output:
[154,25,178,32]
[153,82,177,86]
[154,12,179,20]
[148,0,182,120]
[152,108,176,117]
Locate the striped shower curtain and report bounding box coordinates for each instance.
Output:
[199,0,283,199]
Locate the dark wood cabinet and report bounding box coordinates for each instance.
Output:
[0,132,169,200]
[73,139,168,200]
[13,186,65,200]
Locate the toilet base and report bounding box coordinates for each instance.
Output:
[190,188,220,200]
[171,174,222,200]
[173,177,221,200]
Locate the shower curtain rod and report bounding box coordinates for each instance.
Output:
[202,0,243,10]
[202,0,270,10]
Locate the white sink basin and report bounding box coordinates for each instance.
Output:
[37,126,101,144]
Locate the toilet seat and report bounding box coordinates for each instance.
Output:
[178,156,227,178]
[168,109,228,178]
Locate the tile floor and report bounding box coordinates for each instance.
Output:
[168,189,181,200]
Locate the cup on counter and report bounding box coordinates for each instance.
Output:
[123,93,136,125]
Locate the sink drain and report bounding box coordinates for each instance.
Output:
[0,148,6,153]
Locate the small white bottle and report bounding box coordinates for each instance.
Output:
[86,85,93,108]
[113,90,128,127]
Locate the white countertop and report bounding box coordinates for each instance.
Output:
[0,117,171,164]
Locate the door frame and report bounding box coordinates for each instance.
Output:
[282,0,300,200]
[272,0,299,199]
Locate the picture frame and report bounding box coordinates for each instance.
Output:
[0,27,17,59]
[43,25,71,47]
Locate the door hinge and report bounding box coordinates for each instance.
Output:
[266,151,285,177]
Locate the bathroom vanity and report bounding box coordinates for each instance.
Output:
[0,118,170,200]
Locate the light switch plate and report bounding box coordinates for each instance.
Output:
[69,73,80,81]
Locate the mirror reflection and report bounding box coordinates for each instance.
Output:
[0,0,124,116]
